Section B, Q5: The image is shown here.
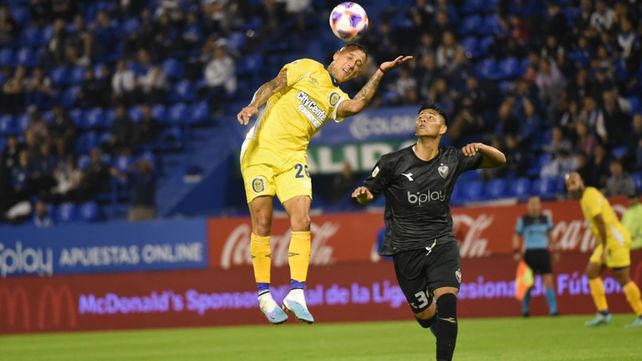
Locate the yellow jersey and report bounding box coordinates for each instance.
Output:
[580,187,631,246]
[245,58,350,152]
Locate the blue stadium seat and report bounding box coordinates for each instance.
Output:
[114,154,131,171]
[84,108,105,129]
[78,155,91,170]
[61,86,80,108]
[69,109,83,127]
[0,48,14,67]
[55,202,77,223]
[152,104,168,124]
[498,57,521,79]
[162,58,183,80]
[128,106,143,123]
[461,180,485,202]
[533,176,560,199]
[0,115,17,135]
[16,113,29,133]
[174,80,196,102]
[20,26,40,45]
[461,37,479,58]
[485,178,509,199]
[511,177,532,199]
[168,103,188,124]
[481,14,501,35]
[190,101,209,124]
[476,58,500,80]
[460,15,482,36]
[50,67,69,86]
[79,202,100,222]
[69,66,86,85]
[16,46,40,67]
[633,172,642,192]
[156,127,183,151]
[120,17,140,36]
[627,96,640,115]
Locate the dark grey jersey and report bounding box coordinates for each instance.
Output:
[363,145,482,255]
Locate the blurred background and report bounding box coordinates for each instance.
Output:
[0,0,640,223]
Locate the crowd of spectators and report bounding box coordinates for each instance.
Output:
[0,0,641,223]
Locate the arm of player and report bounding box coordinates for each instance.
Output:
[236,68,288,125]
[352,186,374,205]
[336,55,413,118]
[512,234,522,262]
[461,143,507,168]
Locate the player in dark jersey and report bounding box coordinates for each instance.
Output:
[352,104,506,361]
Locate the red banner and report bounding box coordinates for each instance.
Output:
[208,198,629,269]
[2,252,641,334]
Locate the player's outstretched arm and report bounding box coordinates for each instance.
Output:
[461,142,507,168]
[352,186,374,205]
[337,55,413,118]
[236,68,288,125]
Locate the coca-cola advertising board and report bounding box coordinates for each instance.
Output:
[208,198,629,269]
[2,252,641,334]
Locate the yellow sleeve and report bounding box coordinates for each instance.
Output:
[283,58,316,87]
[331,89,351,123]
[582,187,604,219]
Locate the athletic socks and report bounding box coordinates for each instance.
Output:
[436,294,458,361]
[251,233,271,292]
[288,231,311,285]
[521,289,531,316]
[623,281,642,316]
[545,287,558,315]
[588,277,609,312]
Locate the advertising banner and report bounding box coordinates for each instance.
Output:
[0,219,208,277]
[1,253,640,334]
[208,198,629,269]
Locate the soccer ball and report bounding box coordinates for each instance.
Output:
[329,2,369,41]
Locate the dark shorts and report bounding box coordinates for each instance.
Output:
[524,249,552,274]
[392,241,461,314]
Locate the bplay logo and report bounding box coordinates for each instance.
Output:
[407,189,446,205]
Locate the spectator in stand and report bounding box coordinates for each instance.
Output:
[586,143,610,188]
[1,135,23,170]
[48,18,69,66]
[519,99,542,145]
[48,104,76,157]
[133,104,158,149]
[0,4,18,45]
[78,148,114,201]
[574,121,597,162]
[426,77,453,115]
[2,65,27,114]
[203,43,237,115]
[417,52,438,101]
[627,114,642,159]
[91,10,117,61]
[389,67,418,105]
[25,67,55,109]
[602,89,630,149]
[68,14,93,63]
[604,159,636,197]
[580,95,606,143]
[138,65,168,104]
[449,97,484,147]
[436,31,463,74]
[617,17,640,72]
[182,11,203,53]
[112,60,136,105]
[590,0,615,33]
[52,154,82,203]
[25,108,49,142]
[535,57,566,109]
[79,69,104,108]
[33,199,53,228]
[105,104,135,155]
[544,126,573,157]
[126,159,157,221]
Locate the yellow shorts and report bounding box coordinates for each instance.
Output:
[240,139,312,204]
[589,242,631,268]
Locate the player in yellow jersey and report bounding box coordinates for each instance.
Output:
[236,43,412,324]
[565,172,642,328]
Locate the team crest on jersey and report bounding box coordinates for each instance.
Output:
[438,163,449,178]
[372,166,380,177]
[251,176,266,193]
[455,268,462,283]
[329,91,341,106]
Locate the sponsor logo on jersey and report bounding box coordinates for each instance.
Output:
[455,268,462,283]
[372,166,380,177]
[438,163,449,178]
[407,189,446,205]
[329,91,341,106]
[296,91,328,128]
[251,176,266,193]
[401,172,414,182]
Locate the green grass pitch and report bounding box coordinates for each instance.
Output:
[1,314,640,361]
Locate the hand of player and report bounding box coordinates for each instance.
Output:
[461,143,483,157]
[236,104,258,125]
[553,251,561,263]
[352,186,373,205]
[601,249,607,264]
[513,252,521,263]
[379,55,414,73]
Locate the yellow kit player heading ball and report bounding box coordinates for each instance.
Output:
[236,44,412,324]
[565,172,642,328]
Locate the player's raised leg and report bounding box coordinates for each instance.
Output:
[282,195,315,323]
[249,195,288,324]
[585,261,611,327]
